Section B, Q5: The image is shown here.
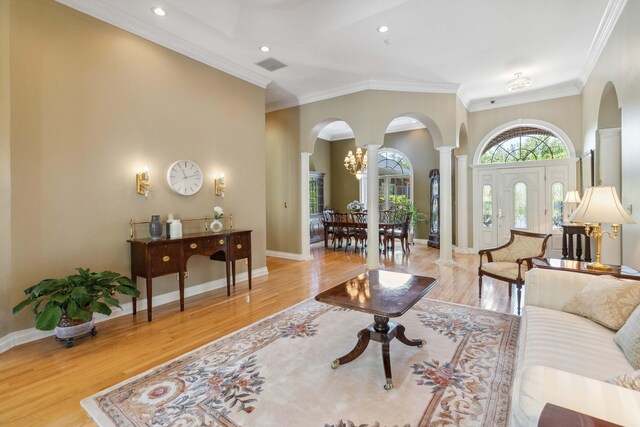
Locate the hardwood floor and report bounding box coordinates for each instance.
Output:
[0,243,520,426]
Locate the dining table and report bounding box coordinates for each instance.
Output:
[322,212,405,253]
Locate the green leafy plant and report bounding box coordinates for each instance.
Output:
[12,268,140,331]
[387,195,429,231]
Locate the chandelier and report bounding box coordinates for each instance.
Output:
[344,147,367,180]
[506,72,532,92]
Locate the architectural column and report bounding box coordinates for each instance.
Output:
[365,144,383,270]
[455,155,469,252]
[437,146,454,265]
[598,128,622,265]
[300,152,312,260]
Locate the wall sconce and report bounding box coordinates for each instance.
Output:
[215,173,225,198]
[136,167,151,197]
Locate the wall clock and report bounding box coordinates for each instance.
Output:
[166,160,204,196]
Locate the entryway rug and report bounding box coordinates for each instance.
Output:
[82,298,520,426]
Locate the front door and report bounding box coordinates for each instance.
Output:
[497,167,545,245]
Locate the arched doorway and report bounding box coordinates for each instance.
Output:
[472,120,577,257]
[597,81,622,264]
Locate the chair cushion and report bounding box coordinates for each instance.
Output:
[480,262,527,281]
[615,304,640,369]
[490,234,546,262]
[563,275,640,330]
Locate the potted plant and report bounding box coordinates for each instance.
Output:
[12,268,140,347]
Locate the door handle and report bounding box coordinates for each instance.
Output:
[498,208,504,219]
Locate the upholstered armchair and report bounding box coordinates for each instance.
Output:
[478,229,551,313]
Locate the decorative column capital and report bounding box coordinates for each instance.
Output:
[436,146,455,153]
[301,152,312,159]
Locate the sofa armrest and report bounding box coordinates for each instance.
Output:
[513,366,640,427]
[524,268,595,311]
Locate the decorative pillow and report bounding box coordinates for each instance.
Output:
[563,275,640,330]
[615,304,640,369]
[606,370,640,391]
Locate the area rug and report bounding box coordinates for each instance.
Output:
[82,298,520,427]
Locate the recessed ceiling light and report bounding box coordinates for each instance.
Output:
[152,7,166,17]
[377,25,389,33]
[260,46,271,53]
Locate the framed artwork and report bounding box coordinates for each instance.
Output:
[579,149,595,193]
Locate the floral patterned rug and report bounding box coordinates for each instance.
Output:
[82,298,520,426]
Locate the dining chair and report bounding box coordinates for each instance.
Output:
[351,212,368,251]
[392,211,413,253]
[331,212,351,250]
[322,210,335,248]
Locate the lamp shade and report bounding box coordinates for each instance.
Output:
[569,186,635,224]
[563,190,581,204]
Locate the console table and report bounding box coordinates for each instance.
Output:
[532,257,640,280]
[128,229,252,321]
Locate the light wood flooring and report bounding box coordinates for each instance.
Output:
[0,243,520,426]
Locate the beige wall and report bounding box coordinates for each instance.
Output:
[309,138,331,209]
[330,139,359,211]
[265,107,302,254]
[1,0,12,338]
[581,0,640,268]
[468,96,583,161]
[6,0,266,333]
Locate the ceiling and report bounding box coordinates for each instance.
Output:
[57,0,625,112]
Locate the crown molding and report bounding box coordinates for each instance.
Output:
[466,81,582,112]
[55,0,271,88]
[266,79,459,113]
[577,0,628,90]
[385,121,427,135]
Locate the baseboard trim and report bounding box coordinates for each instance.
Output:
[266,250,313,261]
[0,266,269,354]
[454,246,477,254]
[413,239,429,245]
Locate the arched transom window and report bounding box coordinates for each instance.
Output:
[377,150,412,210]
[480,126,569,164]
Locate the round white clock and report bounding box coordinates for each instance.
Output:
[166,160,204,196]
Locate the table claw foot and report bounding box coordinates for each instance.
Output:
[384,379,394,390]
[331,360,340,369]
[418,339,427,348]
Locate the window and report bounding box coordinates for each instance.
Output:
[513,182,527,229]
[377,150,412,210]
[480,126,569,164]
[482,185,493,227]
[551,182,564,230]
[309,172,324,214]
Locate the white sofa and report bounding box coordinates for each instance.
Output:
[511,268,640,426]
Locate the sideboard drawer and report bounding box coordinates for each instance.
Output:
[149,243,181,277]
[184,236,226,256]
[230,232,251,259]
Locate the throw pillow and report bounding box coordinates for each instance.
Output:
[607,370,640,391]
[563,275,640,330]
[615,304,640,369]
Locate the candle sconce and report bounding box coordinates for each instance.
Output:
[136,167,151,197]
[215,173,225,198]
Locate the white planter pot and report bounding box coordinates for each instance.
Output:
[55,314,94,340]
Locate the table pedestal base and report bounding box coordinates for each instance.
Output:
[331,315,426,390]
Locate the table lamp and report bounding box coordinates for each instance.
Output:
[569,186,635,271]
[563,190,581,221]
